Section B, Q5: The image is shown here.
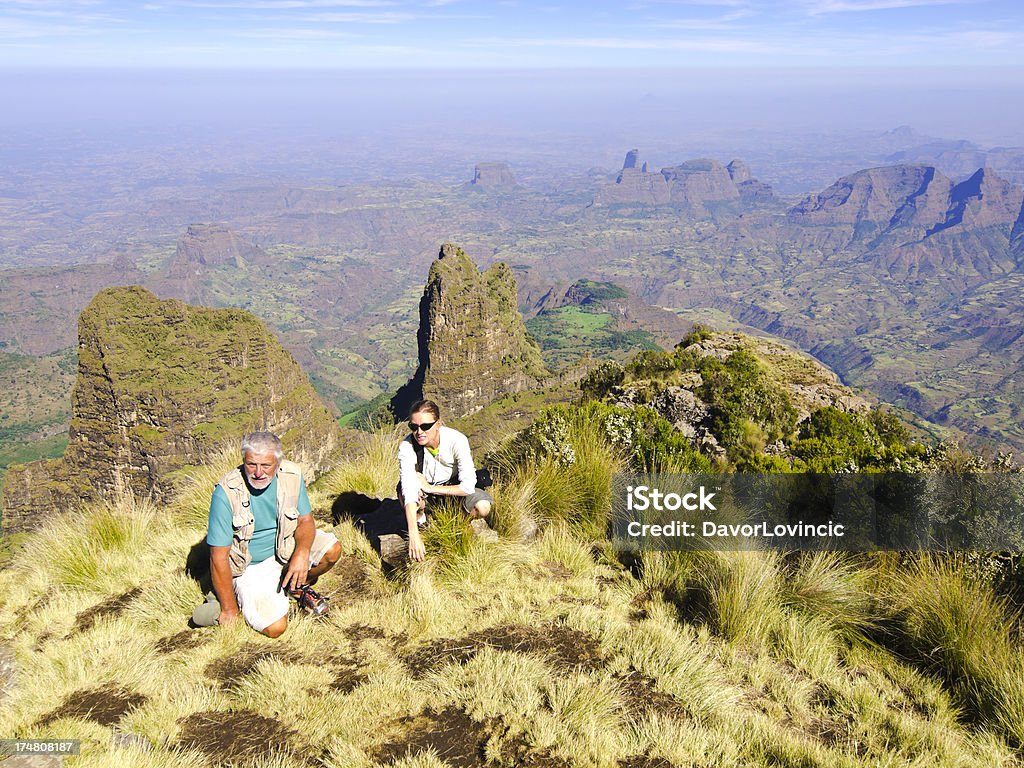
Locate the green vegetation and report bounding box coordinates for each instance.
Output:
[0,348,75,475]
[526,306,659,372]
[0,433,68,480]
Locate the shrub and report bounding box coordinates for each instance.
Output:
[699,349,797,452]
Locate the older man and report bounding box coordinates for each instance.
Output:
[194,431,341,637]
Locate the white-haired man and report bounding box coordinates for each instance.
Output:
[194,431,341,637]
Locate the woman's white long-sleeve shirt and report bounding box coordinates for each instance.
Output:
[398,426,478,508]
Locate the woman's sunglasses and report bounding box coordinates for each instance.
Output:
[408,421,437,432]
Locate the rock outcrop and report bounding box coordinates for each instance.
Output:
[660,159,740,207]
[1012,199,1024,265]
[167,223,264,279]
[1,286,340,534]
[391,244,547,420]
[593,153,772,208]
[726,159,776,201]
[611,331,871,453]
[470,162,516,188]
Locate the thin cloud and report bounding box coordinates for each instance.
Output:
[651,9,753,30]
[289,11,413,21]
[231,26,358,37]
[806,0,970,14]
[183,0,395,9]
[465,34,802,55]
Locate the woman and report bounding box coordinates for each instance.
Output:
[398,399,493,561]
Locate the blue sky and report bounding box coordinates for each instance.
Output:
[0,0,1021,69]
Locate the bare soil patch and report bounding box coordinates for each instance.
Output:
[614,669,687,719]
[72,587,143,633]
[541,560,574,580]
[618,756,674,768]
[329,660,368,693]
[374,708,576,768]
[344,622,388,642]
[175,710,299,765]
[37,685,147,727]
[404,622,604,679]
[155,629,209,654]
[494,739,574,767]
[204,644,308,690]
[319,554,367,599]
[373,707,493,768]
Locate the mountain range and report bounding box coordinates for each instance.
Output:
[1,146,1023,463]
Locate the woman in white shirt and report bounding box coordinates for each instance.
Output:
[399,399,493,561]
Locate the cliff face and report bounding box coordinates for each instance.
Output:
[1,286,340,533]
[470,162,517,188]
[391,244,547,420]
[167,223,264,279]
[786,164,1024,278]
[661,159,741,207]
[593,154,772,208]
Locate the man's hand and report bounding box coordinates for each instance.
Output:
[408,528,426,562]
[281,550,310,593]
[218,607,240,625]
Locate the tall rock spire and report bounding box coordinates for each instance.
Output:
[391,244,546,420]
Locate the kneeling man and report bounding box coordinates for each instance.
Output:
[201,431,341,637]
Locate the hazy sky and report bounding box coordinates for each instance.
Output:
[1,0,1021,69]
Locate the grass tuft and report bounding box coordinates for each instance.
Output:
[312,424,403,504]
[783,552,876,641]
[885,556,1024,746]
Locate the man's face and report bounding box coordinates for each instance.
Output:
[243,450,280,490]
[408,411,440,447]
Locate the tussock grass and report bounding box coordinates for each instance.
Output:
[885,556,1024,746]
[491,455,584,536]
[170,443,241,530]
[15,493,161,593]
[531,672,624,764]
[71,746,211,768]
[536,523,598,577]
[490,405,625,541]
[312,424,403,504]
[427,646,551,722]
[626,714,744,767]
[682,550,785,644]
[4,427,1024,766]
[783,552,877,640]
[618,616,740,721]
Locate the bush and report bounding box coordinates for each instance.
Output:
[699,349,797,452]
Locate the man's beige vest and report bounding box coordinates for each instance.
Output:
[218,459,303,578]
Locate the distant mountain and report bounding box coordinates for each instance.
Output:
[0,258,144,356]
[167,223,265,278]
[886,140,1024,186]
[592,152,774,209]
[787,164,1024,281]
[468,162,517,188]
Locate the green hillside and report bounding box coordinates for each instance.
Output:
[0,348,75,484]
[1,335,1023,766]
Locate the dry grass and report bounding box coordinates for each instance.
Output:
[1,441,1023,768]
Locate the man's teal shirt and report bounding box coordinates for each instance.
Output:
[207,476,313,564]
